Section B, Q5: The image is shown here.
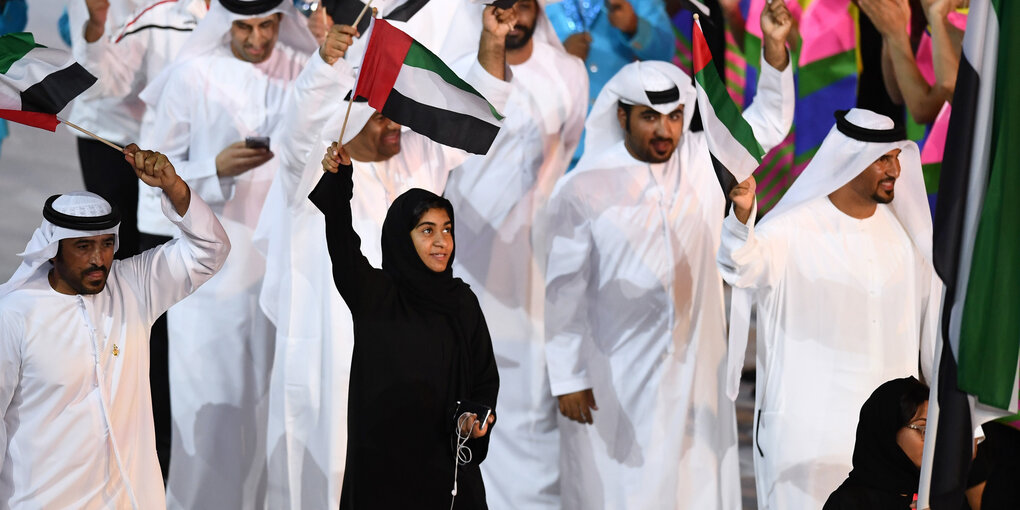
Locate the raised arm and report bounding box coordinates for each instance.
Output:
[859,0,960,124]
[275,24,358,204]
[717,176,786,290]
[115,145,230,322]
[741,0,795,153]
[419,9,516,174]
[309,143,384,314]
[74,0,150,99]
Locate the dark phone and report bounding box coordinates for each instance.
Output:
[455,400,492,434]
[245,136,270,150]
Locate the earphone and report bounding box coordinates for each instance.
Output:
[450,413,477,509]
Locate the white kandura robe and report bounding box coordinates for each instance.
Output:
[717,197,938,510]
[444,39,587,510]
[0,193,229,510]
[540,62,792,510]
[140,43,308,509]
[255,53,511,509]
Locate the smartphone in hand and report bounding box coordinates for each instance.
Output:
[245,136,270,150]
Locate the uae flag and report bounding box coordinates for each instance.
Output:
[0,32,96,131]
[352,18,503,155]
[692,16,764,182]
[919,1,1020,508]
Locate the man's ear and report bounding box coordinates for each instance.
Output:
[617,106,628,132]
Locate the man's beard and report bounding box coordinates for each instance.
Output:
[871,179,895,204]
[506,23,536,50]
[56,264,109,295]
[871,191,894,204]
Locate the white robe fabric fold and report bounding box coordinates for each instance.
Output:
[717,198,939,509]
[444,40,587,510]
[0,193,229,510]
[140,43,309,510]
[256,52,511,509]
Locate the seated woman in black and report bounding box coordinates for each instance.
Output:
[310,143,498,509]
[824,377,928,510]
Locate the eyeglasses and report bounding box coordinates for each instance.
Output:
[906,423,926,437]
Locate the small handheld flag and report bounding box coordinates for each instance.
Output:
[0,32,96,131]
[349,18,504,155]
[692,16,764,182]
[0,32,123,150]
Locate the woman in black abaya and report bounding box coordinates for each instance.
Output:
[824,377,929,510]
[310,144,499,509]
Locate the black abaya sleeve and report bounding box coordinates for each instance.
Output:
[309,166,389,315]
[462,292,500,465]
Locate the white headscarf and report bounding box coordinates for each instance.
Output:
[574,60,698,172]
[762,108,932,263]
[725,108,932,401]
[141,0,318,103]
[0,192,121,299]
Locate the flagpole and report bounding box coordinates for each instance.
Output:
[337,0,375,145]
[57,117,124,152]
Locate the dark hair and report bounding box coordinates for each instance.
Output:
[617,100,634,133]
[410,197,454,229]
[897,379,930,428]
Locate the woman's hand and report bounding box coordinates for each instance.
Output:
[459,412,496,438]
[322,141,352,173]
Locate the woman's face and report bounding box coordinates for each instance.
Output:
[896,400,928,468]
[410,208,453,272]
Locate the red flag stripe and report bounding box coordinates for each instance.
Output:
[354,19,413,111]
[0,109,59,131]
[692,18,712,75]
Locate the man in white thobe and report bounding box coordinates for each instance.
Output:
[255,8,514,509]
[717,108,939,510]
[443,0,586,507]
[0,147,229,509]
[537,2,794,507]
[138,0,317,507]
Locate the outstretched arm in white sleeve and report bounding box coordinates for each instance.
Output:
[741,0,795,153]
[115,144,231,322]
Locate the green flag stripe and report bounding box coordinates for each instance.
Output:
[958,0,1020,409]
[798,49,857,98]
[695,66,765,161]
[922,162,942,194]
[0,33,43,74]
[744,33,761,72]
[402,41,503,121]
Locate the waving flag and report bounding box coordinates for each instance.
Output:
[0,32,96,131]
[352,18,503,155]
[693,16,764,182]
[919,0,1020,507]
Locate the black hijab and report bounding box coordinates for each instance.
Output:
[380,187,468,314]
[847,376,928,493]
